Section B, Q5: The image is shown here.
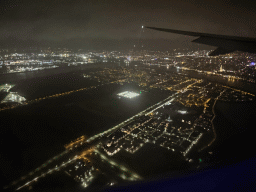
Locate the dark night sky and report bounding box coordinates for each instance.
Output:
[0,0,256,50]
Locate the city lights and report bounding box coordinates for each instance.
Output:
[117,91,140,99]
[1,92,26,104]
[3,48,256,191]
[0,84,15,92]
[177,110,187,114]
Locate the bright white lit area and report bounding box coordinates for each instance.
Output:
[178,110,187,114]
[117,91,140,99]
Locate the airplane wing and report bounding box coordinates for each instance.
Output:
[146,26,256,56]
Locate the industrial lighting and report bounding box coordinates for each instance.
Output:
[117,91,140,99]
[178,110,187,114]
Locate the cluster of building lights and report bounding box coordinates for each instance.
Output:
[0,84,15,92]
[1,92,26,104]
[117,91,140,99]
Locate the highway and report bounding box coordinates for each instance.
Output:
[5,139,100,191]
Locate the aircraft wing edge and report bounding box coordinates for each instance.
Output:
[145,26,256,43]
